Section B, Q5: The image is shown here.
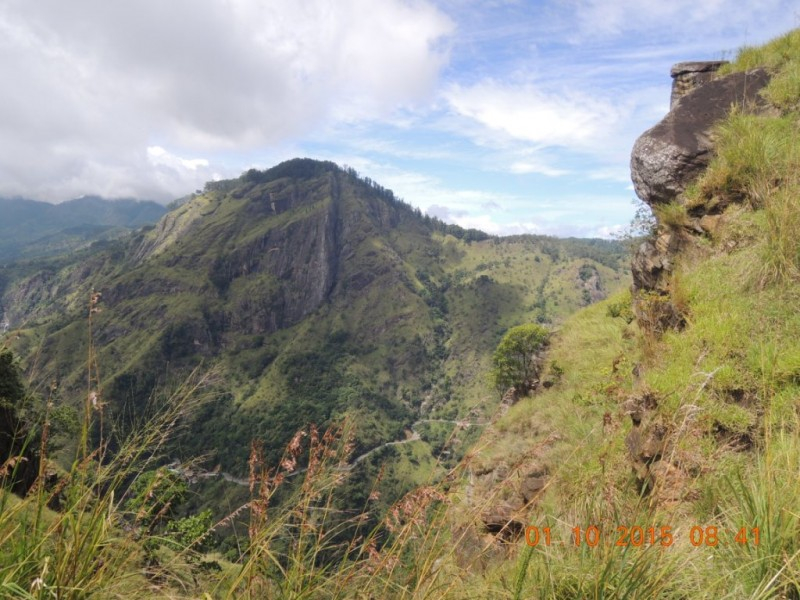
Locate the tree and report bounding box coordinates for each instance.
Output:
[490,324,549,393]
[166,509,214,552]
[0,349,37,494]
[125,467,188,526]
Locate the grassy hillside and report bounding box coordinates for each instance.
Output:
[3,27,800,596]
[0,158,628,566]
[451,28,800,598]
[6,22,800,591]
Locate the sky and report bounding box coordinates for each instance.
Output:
[1,1,798,237]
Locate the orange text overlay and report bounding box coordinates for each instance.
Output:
[524,525,760,548]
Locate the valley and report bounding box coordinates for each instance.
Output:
[2,22,800,600]
[0,159,628,525]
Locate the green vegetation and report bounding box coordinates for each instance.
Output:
[490,323,549,393]
[720,29,800,109]
[0,160,627,522]
[0,196,165,262]
[467,27,800,598]
[0,347,213,597]
[8,26,800,598]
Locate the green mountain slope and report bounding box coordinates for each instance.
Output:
[0,159,627,508]
[452,28,800,599]
[4,27,800,600]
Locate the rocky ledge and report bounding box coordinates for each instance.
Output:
[630,64,772,301]
[625,61,774,501]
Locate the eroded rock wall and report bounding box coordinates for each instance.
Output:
[626,61,773,501]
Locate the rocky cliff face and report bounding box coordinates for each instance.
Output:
[630,63,771,306]
[0,158,629,497]
[669,61,728,108]
[631,66,771,210]
[626,62,774,497]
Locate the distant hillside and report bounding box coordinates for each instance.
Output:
[0,158,628,520]
[0,196,166,262]
[4,29,800,600]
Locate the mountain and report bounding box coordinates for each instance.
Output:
[4,28,800,600]
[0,196,166,262]
[0,158,628,511]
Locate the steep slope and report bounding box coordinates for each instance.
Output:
[4,29,800,600]
[458,28,800,599]
[0,159,627,510]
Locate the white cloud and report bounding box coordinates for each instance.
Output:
[569,0,788,40]
[147,147,209,172]
[451,214,545,235]
[594,224,626,238]
[338,157,634,237]
[0,0,453,201]
[587,166,632,183]
[1,0,793,238]
[508,160,569,177]
[426,204,468,220]
[445,81,624,150]
[438,78,651,183]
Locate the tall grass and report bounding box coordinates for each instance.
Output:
[721,29,800,109]
[687,109,800,286]
[0,291,214,598]
[214,420,502,599]
[5,27,800,596]
[711,424,800,598]
[692,112,796,209]
[0,369,213,598]
[1,284,797,599]
[689,28,800,287]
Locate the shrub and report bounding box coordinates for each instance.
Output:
[490,323,549,393]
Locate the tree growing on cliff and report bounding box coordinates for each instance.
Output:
[490,324,549,394]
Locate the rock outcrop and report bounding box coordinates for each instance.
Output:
[670,61,727,108]
[630,64,772,323]
[626,62,774,503]
[623,393,664,491]
[631,67,770,208]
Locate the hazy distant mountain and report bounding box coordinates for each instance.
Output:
[0,196,166,262]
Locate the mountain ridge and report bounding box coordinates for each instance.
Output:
[0,195,167,262]
[1,159,628,499]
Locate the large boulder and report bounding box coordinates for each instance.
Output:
[631,68,771,207]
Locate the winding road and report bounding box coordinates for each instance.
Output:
[169,418,483,488]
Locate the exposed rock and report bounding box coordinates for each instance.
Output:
[624,58,776,509]
[631,230,681,298]
[519,471,547,503]
[630,65,772,340]
[479,466,548,540]
[650,461,688,506]
[631,239,669,292]
[631,68,771,207]
[474,453,552,541]
[480,503,525,541]
[624,393,667,493]
[623,392,658,425]
[500,386,518,408]
[577,264,605,304]
[670,61,727,108]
